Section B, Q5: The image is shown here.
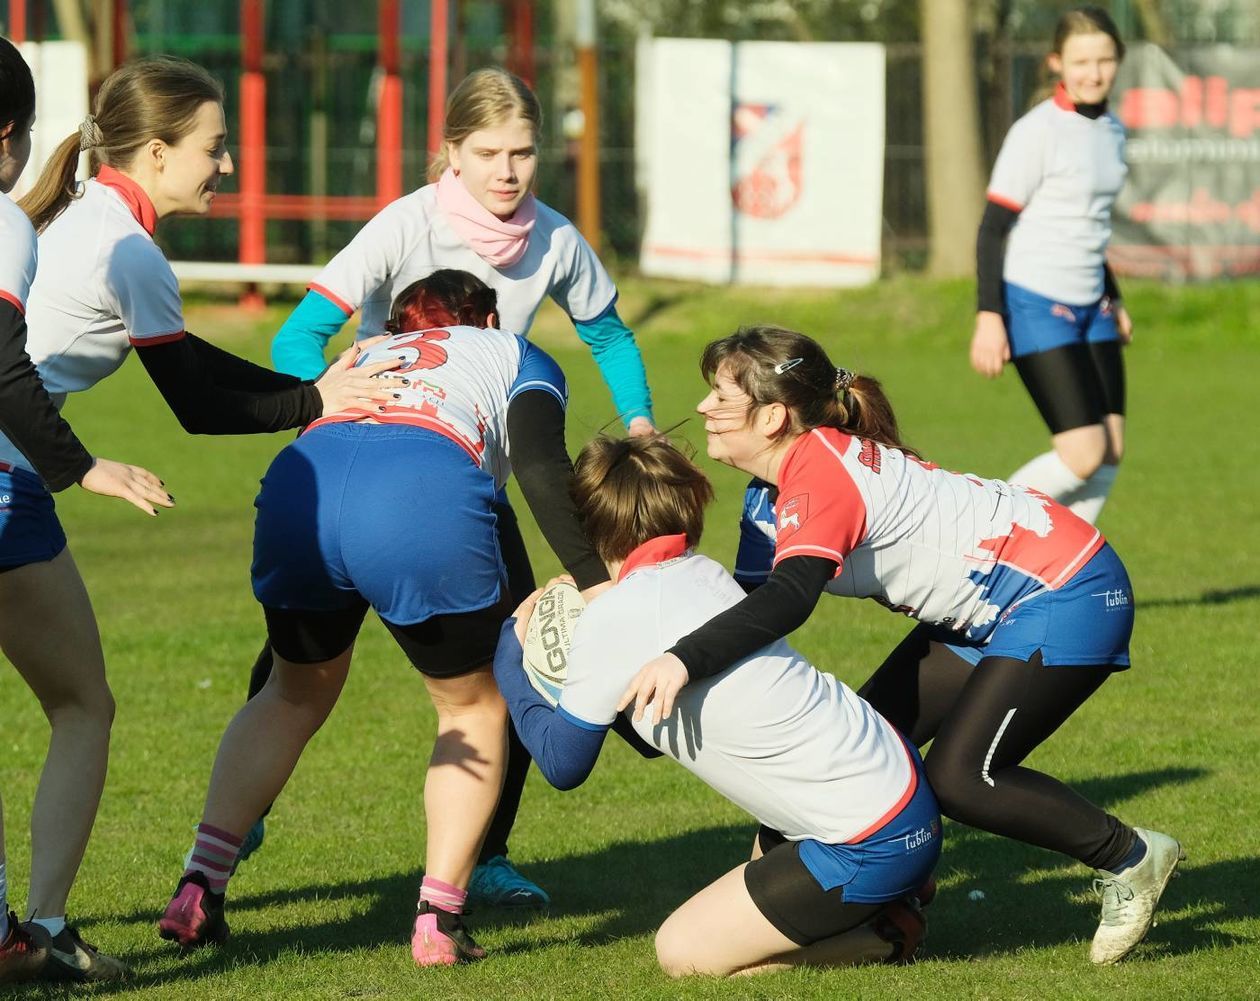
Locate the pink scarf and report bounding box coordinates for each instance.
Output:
[436,167,536,268]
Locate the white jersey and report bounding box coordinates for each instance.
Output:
[987,86,1127,305]
[769,428,1104,643]
[0,191,37,317]
[310,184,617,337]
[306,324,566,490]
[559,538,916,845]
[0,171,185,474]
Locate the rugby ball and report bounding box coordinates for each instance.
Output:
[522,581,586,707]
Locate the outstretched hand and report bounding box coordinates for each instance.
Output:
[314,343,405,415]
[616,652,690,725]
[79,458,174,517]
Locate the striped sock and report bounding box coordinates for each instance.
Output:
[184,823,243,895]
[419,876,467,915]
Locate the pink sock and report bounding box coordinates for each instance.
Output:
[419,876,467,914]
[184,823,243,895]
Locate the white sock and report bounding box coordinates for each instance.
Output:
[30,915,66,937]
[1068,463,1119,525]
[1007,450,1087,502]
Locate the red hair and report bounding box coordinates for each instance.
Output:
[386,269,498,333]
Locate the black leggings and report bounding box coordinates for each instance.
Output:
[1013,340,1125,435]
[246,499,536,863]
[858,625,1135,871]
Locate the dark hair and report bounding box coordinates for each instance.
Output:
[572,435,714,565]
[0,36,35,142]
[387,269,499,332]
[1053,6,1126,59]
[700,325,916,456]
[19,56,223,232]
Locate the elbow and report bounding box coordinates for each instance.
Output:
[539,758,592,792]
[170,409,215,435]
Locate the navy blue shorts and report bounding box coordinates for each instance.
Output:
[1005,281,1118,359]
[948,543,1133,668]
[0,466,66,571]
[252,423,504,625]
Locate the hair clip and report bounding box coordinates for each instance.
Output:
[773,357,804,375]
[835,367,855,393]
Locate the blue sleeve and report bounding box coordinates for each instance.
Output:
[492,619,608,791]
[508,337,568,409]
[270,289,352,378]
[733,478,777,590]
[571,301,654,427]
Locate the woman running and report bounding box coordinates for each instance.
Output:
[8,55,393,981]
[493,434,939,976]
[245,67,656,906]
[621,326,1182,966]
[159,270,606,967]
[971,6,1130,524]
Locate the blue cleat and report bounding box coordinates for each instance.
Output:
[233,818,266,871]
[467,856,550,909]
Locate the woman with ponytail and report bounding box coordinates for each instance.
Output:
[3,55,397,981]
[620,325,1182,966]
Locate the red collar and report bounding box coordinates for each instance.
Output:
[1052,81,1108,116]
[616,534,690,583]
[95,165,158,235]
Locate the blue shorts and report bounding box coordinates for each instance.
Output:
[0,466,66,570]
[252,423,504,625]
[1005,281,1117,359]
[949,543,1133,668]
[797,745,941,904]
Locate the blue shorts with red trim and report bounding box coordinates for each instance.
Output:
[796,744,941,904]
[947,543,1133,668]
[0,466,67,570]
[252,422,504,625]
[1005,281,1117,359]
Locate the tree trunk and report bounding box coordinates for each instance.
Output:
[920,0,986,277]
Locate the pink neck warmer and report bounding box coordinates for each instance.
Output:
[436,167,537,268]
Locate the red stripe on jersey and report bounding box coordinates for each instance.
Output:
[846,734,918,844]
[986,192,1024,213]
[0,461,13,472]
[129,330,187,347]
[617,534,689,582]
[771,428,867,575]
[0,289,25,316]
[308,283,356,317]
[304,411,482,466]
[95,165,158,235]
[973,495,1104,590]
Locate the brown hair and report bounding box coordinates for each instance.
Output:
[19,56,223,232]
[1053,6,1126,59]
[427,68,542,181]
[700,325,916,457]
[572,435,714,565]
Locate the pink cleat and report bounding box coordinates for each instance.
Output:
[158,872,229,950]
[411,901,486,967]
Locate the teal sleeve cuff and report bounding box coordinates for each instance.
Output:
[271,290,351,378]
[572,304,654,426]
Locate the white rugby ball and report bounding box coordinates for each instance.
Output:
[522,581,586,707]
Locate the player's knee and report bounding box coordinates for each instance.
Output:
[654,922,696,978]
[923,747,984,822]
[42,678,115,731]
[1056,428,1107,479]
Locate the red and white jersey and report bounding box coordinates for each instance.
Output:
[0,191,37,316]
[774,428,1103,642]
[310,184,617,337]
[23,166,185,400]
[560,536,917,845]
[306,325,566,490]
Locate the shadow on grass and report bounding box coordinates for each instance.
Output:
[1140,585,1260,609]
[95,766,1242,989]
[623,290,690,330]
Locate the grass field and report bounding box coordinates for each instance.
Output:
[2,274,1257,999]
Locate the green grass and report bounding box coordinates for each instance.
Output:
[2,275,1257,998]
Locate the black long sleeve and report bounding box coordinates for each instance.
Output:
[135,332,322,435]
[1103,263,1122,302]
[0,302,94,491]
[505,389,608,591]
[976,200,1020,314]
[668,555,837,681]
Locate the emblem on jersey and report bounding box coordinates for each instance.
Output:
[730,102,804,219]
[1093,588,1130,609]
[778,494,807,534]
[1050,303,1077,323]
[386,328,450,371]
[857,438,882,474]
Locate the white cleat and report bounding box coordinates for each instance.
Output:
[1089,827,1185,965]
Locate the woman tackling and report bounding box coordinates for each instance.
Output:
[7,55,395,981]
[242,67,655,907]
[621,326,1183,966]
[493,434,940,976]
[158,270,607,967]
[0,37,175,986]
[970,6,1131,525]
